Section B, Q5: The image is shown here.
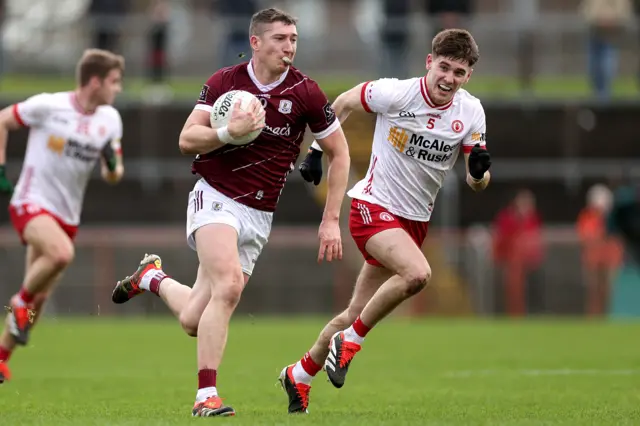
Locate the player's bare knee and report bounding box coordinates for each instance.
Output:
[216,283,243,308]
[179,312,199,337]
[402,265,431,296]
[47,243,75,270]
[212,274,244,309]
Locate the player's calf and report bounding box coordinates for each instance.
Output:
[30,292,49,326]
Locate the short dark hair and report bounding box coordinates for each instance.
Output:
[249,8,297,36]
[431,29,480,67]
[76,49,125,87]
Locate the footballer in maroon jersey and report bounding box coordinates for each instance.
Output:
[111,8,350,417]
[191,60,339,212]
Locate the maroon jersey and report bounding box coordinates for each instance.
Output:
[191,61,340,212]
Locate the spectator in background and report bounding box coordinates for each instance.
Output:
[512,0,539,95]
[493,190,545,316]
[380,0,410,79]
[215,0,257,67]
[577,184,622,316]
[427,0,472,36]
[89,0,128,53]
[580,0,633,100]
[147,0,170,84]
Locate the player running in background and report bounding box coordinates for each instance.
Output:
[110,8,350,417]
[282,29,492,413]
[0,49,125,384]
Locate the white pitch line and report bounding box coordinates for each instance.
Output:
[443,369,640,378]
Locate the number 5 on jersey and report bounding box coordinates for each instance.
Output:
[426,118,435,129]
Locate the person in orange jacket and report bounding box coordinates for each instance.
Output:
[577,184,622,316]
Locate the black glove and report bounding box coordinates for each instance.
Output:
[0,165,14,195]
[299,147,323,186]
[101,141,117,172]
[468,143,491,180]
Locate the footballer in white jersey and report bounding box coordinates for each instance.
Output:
[347,77,486,222]
[9,91,123,227]
[0,49,125,384]
[286,29,492,411]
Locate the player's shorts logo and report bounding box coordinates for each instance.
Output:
[212,202,223,211]
[379,212,394,222]
[278,99,292,114]
[18,203,42,216]
[452,120,464,133]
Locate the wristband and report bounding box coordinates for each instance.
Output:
[310,140,323,152]
[471,174,485,183]
[216,126,234,144]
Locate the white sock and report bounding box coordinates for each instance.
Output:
[196,386,217,403]
[343,325,365,345]
[292,361,314,385]
[139,269,164,291]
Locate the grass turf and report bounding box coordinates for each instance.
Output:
[0,317,639,425]
[1,74,639,101]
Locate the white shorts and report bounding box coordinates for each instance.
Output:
[186,179,273,275]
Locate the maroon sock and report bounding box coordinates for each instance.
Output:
[0,346,11,362]
[352,315,371,338]
[149,272,168,297]
[300,351,322,376]
[198,369,217,389]
[18,288,35,304]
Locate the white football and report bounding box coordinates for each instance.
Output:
[210,90,265,145]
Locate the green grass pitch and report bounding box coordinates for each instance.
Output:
[1,74,639,100]
[1,317,639,425]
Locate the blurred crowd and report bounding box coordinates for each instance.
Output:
[380,0,640,99]
[0,0,630,99]
[491,177,640,318]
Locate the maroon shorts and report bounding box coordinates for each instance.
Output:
[9,203,78,245]
[348,199,429,267]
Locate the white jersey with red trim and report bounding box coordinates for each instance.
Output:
[347,77,487,222]
[10,92,123,225]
